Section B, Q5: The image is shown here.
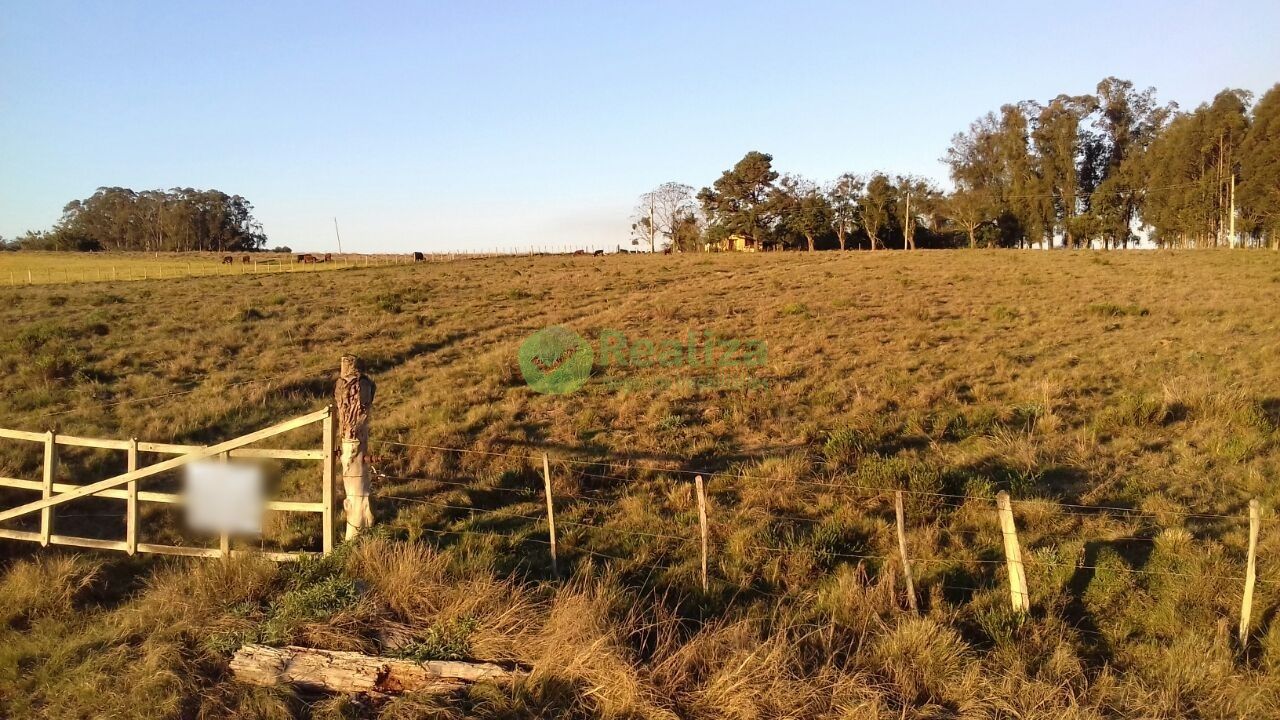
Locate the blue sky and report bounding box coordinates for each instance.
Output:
[2,1,1278,252]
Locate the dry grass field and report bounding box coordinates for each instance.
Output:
[1,250,1280,718]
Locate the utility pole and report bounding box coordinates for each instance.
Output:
[903,191,912,250]
[333,217,343,254]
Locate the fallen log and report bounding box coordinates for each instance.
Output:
[229,644,521,695]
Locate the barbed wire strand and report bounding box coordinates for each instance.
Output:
[371,438,1249,521]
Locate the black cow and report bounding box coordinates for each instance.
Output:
[413,251,425,262]
[221,256,234,265]
[592,249,604,257]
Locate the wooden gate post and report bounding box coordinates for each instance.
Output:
[41,431,56,546]
[322,408,335,554]
[126,438,138,555]
[996,491,1030,613]
[1240,498,1261,645]
[335,355,376,540]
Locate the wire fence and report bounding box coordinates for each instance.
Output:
[367,438,1273,591]
[2,374,1269,600]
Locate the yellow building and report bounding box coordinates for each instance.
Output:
[706,234,759,252]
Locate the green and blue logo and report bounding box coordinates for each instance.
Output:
[517,326,594,395]
[519,325,768,395]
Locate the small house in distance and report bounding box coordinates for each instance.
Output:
[706,234,759,252]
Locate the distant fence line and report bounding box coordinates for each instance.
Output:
[1,247,630,286]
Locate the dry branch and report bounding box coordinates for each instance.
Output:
[229,644,521,695]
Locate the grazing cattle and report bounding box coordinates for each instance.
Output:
[241,255,251,264]
[323,253,333,263]
[297,254,319,264]
[413,251,425,262]
[221,256,234,265]
[592,249,604,257]
[662,246,673,255]
[572,249,586,256]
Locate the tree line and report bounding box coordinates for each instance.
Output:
[632,78,1280,251]
[1,187,267,252]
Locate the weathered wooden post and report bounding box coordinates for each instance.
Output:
[1240,498,1260,645]
[321,407,335,554]
[894,490,918,613]
[42,431,56,546]
[126,438,139,555]
[335,355,376,540]
[695,475,709,591]
[542,453,558,577]
[996,491,1030,613]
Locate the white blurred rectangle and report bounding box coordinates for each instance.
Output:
[183,460,265,535]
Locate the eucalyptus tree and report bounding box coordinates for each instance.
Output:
[775,174,833,252]
[1090,78,1171,248]
[1238,84,1280,248]
[1142,89,1251,247]
[827,173,863,250]
[857,173,895,251]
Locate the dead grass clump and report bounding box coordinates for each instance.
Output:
[521,577,671,719]
[870,616,982,710]
[0,554,100,627]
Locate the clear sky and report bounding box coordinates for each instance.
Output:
[2,1,1278,253]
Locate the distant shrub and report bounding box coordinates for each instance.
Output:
[781,302,809,317]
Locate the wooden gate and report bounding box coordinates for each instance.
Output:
[0,407,336,560]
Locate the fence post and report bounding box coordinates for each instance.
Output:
[1240,498,1261,645]
[335,355,375,540]
[695,475,709,591]
[543,453,558,577]
[322,406,335,555]
[895,490,918,613]
[41,431,56,546]
[126,438,138,555]
[996,491,1029,613]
